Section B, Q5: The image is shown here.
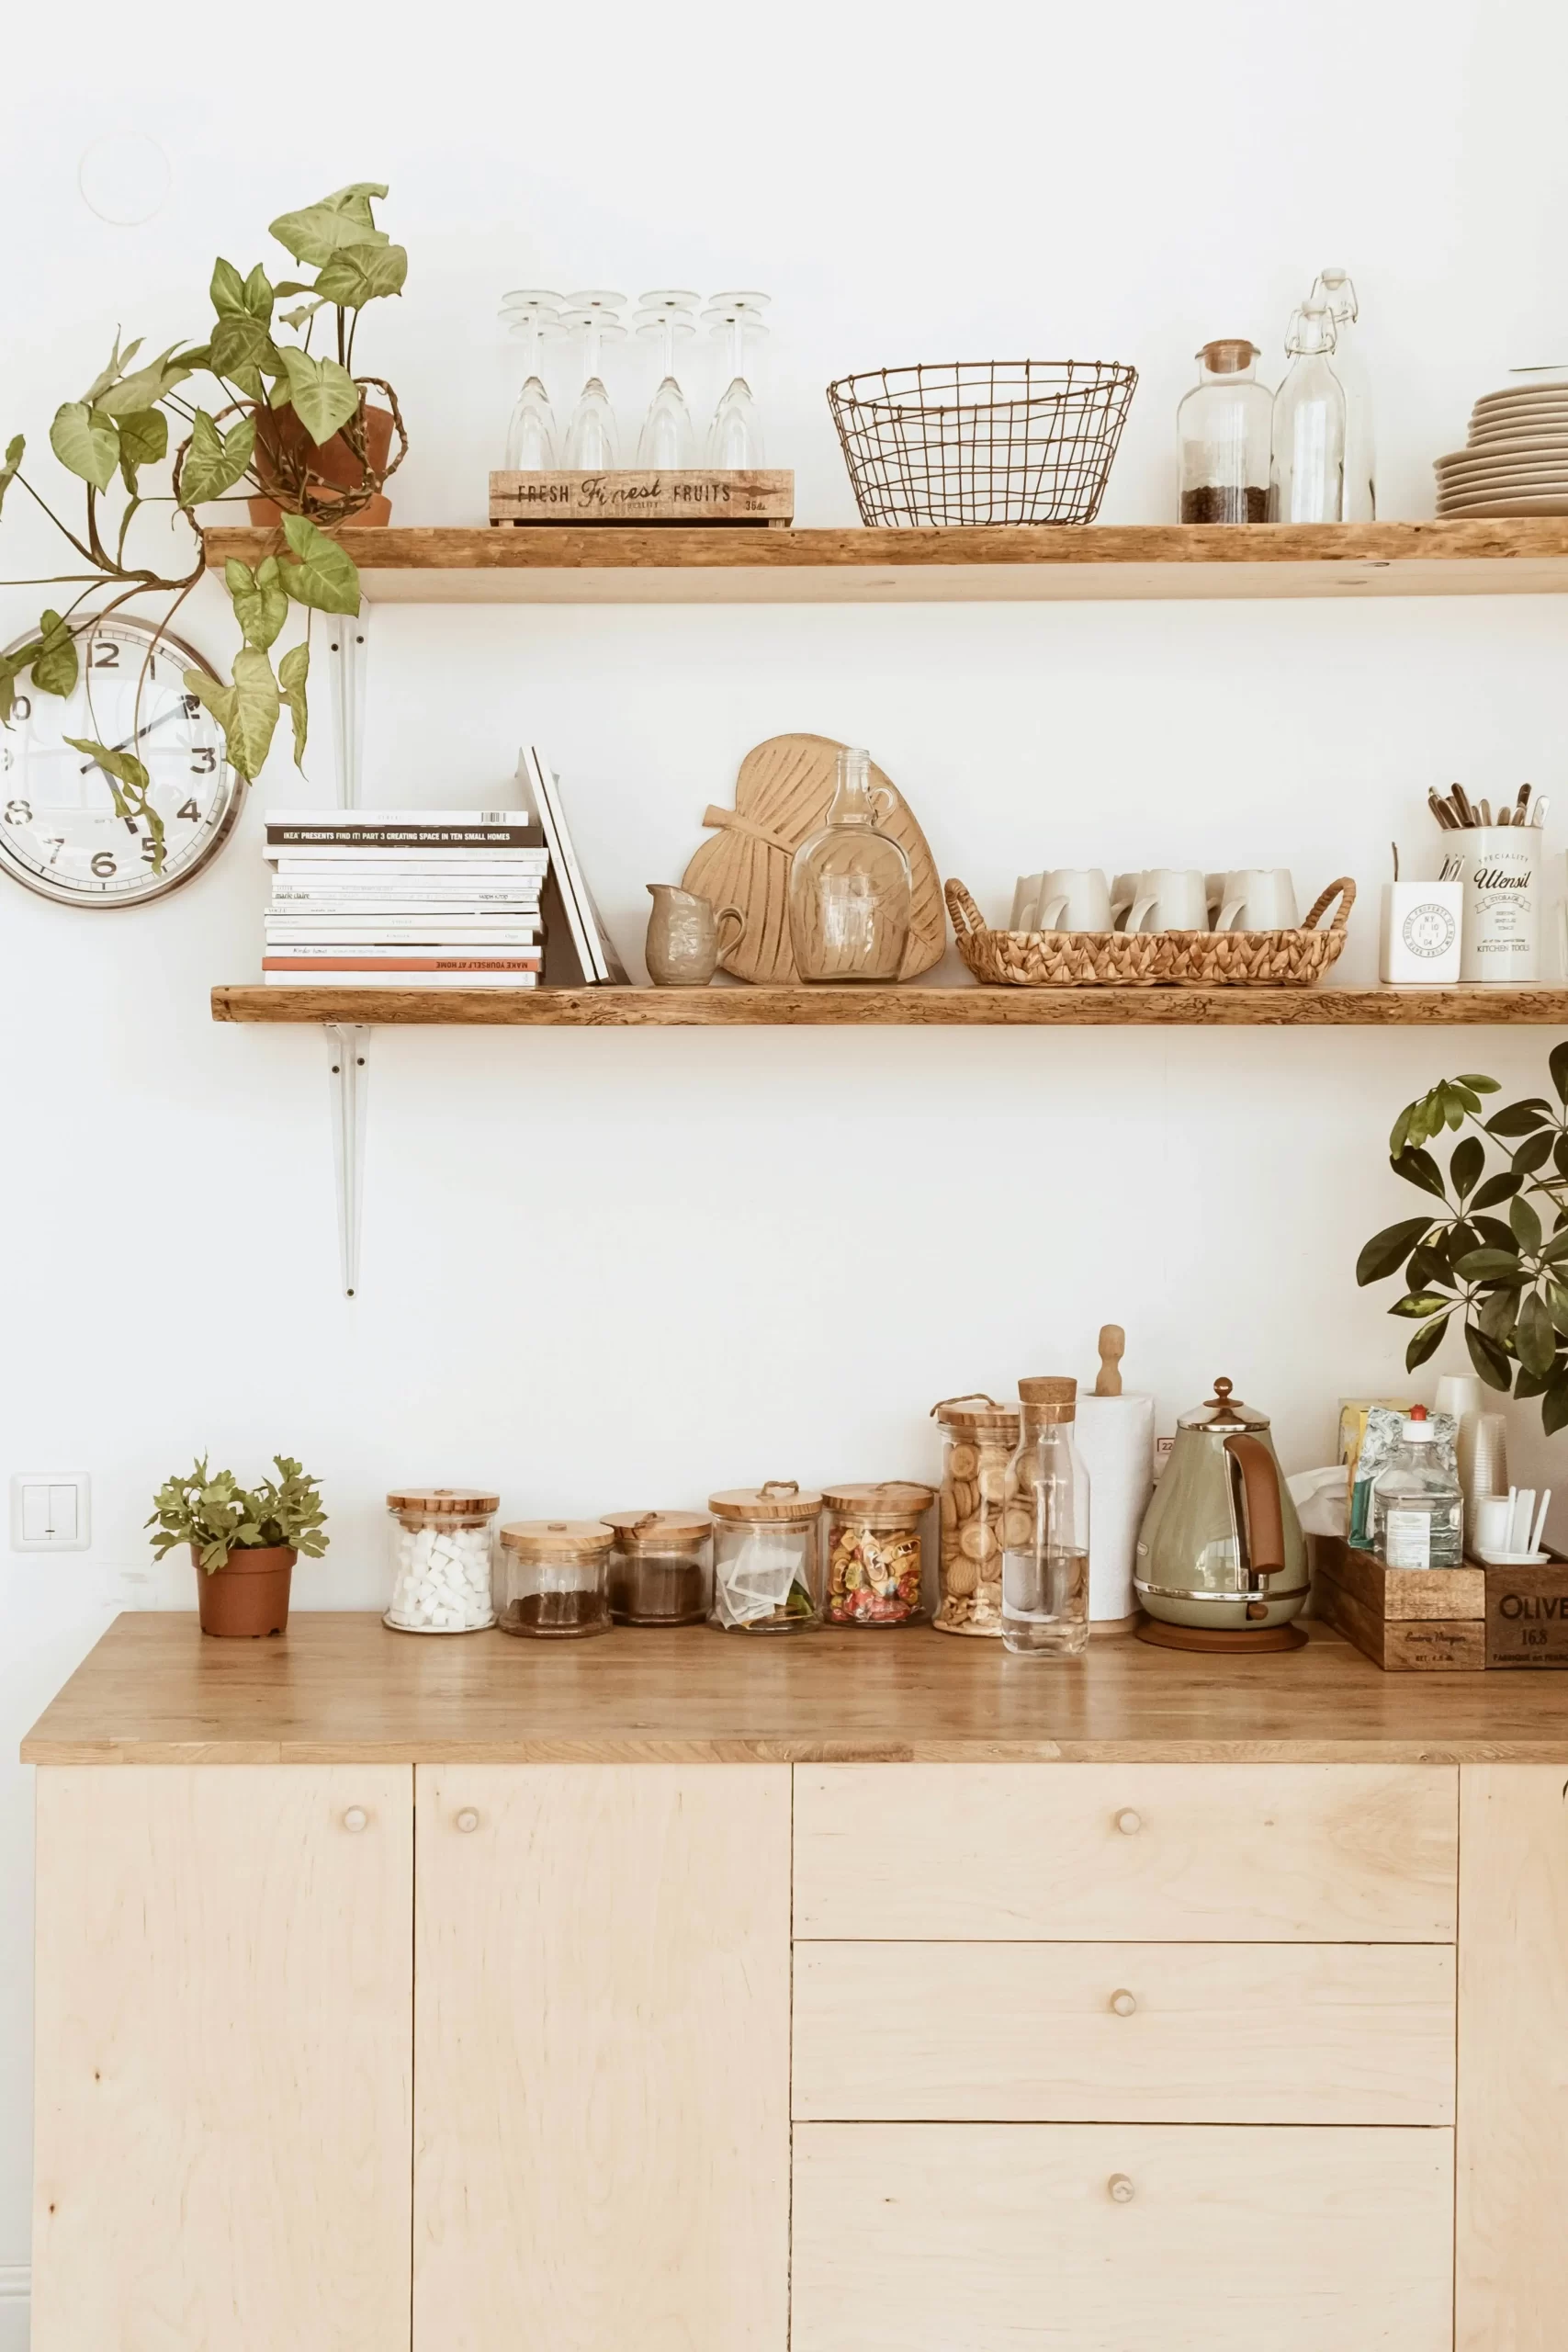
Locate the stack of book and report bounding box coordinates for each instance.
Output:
[262,811,549,989]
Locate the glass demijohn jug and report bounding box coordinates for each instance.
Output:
[1178,339,1272,523]
[1270,301,1346,523]
[788,747,912,981]
[1000,1377,1091,1656]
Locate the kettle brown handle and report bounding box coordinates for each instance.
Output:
[1224,1434,1286,1581]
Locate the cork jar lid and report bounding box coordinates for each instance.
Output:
[387,1486,501,1516]
[602,1509,713,1550]
[931,1393,1021,1436]
[1019,1376,1077,1416]
[499,1517,614,1558]
[708,1480,824,1523]
[822,1480,935,1522]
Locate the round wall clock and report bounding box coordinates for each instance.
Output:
[0,612,243,907]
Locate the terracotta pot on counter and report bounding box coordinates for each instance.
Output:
[194,1544,295,1637]
[247,400,396,527]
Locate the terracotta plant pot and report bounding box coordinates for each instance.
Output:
[248,400,396,527]
[194,1544,295,1637]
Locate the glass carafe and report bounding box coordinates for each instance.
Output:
[1312,268,1374,520]
[788,746,912,981]
[1000,1377,1090,1657]
[1178,339,1272,523]
[1270,302,1346,523]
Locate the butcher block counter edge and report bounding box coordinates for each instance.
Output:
[19,1612,1568,1764]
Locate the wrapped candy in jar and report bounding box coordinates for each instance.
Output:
[822,1482,933,1627]
[931,1394,1021,1636]
[604,1510,713,1625]
[708,1483,822,1633]
[384,1488,499,1634]
[496,1519,614,1638]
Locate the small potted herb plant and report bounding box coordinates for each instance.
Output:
[147,1456,328,1636]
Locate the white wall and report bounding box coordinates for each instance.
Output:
[6,0,1568,2328]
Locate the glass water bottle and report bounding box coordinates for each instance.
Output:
[1178,340,1272,523]
[1312,268,1374,520]
[1270,302,1346,523]
[1371,1407,1462,1569]
[1000,1377,1091,1656]
[788,747,912,981]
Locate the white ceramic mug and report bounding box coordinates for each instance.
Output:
[1035,867,1113,933]
[1010,873,1044,930]
[1125,868,1210,933]
[1213,868,1299,933]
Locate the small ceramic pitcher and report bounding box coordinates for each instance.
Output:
[646,884,745,986]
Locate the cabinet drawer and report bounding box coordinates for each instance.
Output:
[792,1940,1455,2124]
[794,1763,1457,1940]
[792,2122,1453,2352]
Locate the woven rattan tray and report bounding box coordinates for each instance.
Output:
[946,877,1355,988]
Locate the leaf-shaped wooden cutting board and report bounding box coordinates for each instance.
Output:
[681,734,944,984]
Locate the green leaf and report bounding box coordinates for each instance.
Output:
[1487,1098,1555,1136]
[1551,1042,1568,1104]
[1471,1169,1523,1211]
[276,346,359,445]
[182,667,237,753]
[1451,1136,1484,1198]
[1480,1285,1521,1344]
[276,639,310,768]
[180,411,255,505]
[1455,1073,1502,1094]
[1540,1229,1568,1266]
[1514,1362,1561,1400]
[242,264,274,322]
[227,646,281,780]
[1407,1243,1456,1293]
[63,736,149,820]
[1454,1248,1523,1280]
[1544,1381,1568,1437]
[49,401,118,492]
[1392,1147,1450,1204]
[81,332,143,405]
[31,611,77,697]
[210,257,247,316]
[313,241,407,306]
[278,513,361,614]
[1467,1322,1515,1391]
[1515,1128,1557,1176]
[117,407,167,478]
[95,344,193,417]
[1472,1214,1520,1253]
[1548,1283,1568,1338]
[1554,1134,1568,1182]
[1438,1085,1469,1131]
[1511,1192,1544,1255]
[1448,1084,1484,1118]
[1356,1216,1436,1287]
[277,300,324,332]
[268,183,389,267]
[226,554,288,650]
[1388,1100,1418,1158]
[1405,1315,1451,1373]
[0,433,23,520]
[209,312,284,383]
[1391,1292,1452,1319]
[1517,1290,1558,1376]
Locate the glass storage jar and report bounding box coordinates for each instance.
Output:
[708,1482,822,1632]
[604,1510,713,1625]
[931,1394,1021,1636]
[1177,339,1272,523]
[1001,1378,1091,1657]
[822,1482,933,1626]
[384,1487,500,1634]
[496,1519,614,1638]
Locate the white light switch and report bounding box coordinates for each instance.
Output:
[11,1473,91,1550]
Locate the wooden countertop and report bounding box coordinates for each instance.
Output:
[20,1612,1568,1765]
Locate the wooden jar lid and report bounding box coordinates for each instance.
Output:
[499,1518,614,1557]
[822,1481,935,1521]
[708,1481,824,1523]
[602,1509,713,1548]
[931,1394,1020,1436]
[387,1487,501,1516]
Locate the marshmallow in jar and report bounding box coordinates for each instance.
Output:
[385,1487,499,1633]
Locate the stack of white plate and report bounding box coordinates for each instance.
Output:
[1436,379,1568,516]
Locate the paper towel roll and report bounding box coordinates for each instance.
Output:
[1076,1393,1156,1621]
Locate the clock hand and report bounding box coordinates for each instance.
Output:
[78,704,188,773]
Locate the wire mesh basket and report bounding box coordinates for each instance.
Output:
[827,360,1137,527]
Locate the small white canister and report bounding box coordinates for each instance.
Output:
[1460,825,1539,983]
[1381,881,1463,985]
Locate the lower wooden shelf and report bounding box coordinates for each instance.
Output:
[212,982,1568,1026]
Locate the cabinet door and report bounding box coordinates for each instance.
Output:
[32,1764,412,2352]
[1457,1765,1568,2351]
[414,1764,790,2352]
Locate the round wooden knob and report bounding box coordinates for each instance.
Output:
[456,1808,479,1835]
[1109,2174,1135,2203]
[1110,1989,1137,2017]
[343,1807,367,1834]
[1114,1808,1142,1836]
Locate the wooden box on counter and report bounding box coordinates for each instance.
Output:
[489,468,794,526]
[1313,1534,1568,1671]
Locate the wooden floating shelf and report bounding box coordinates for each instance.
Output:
[212,984,1568,1028]
[202,520,1568,605]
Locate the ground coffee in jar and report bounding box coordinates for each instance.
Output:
[496,1519,614,1638]
[603,1510,713,1625]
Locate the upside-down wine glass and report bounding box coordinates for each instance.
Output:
[499,288,564,469]
[634,288,700,469]
[562,289,627,469]
[703,290,771,468]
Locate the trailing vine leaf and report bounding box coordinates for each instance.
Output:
[95,345,193,416]
[1450,1135,1484,1197]
[1356,1216,1436,1286]
[62,738,152,832]
[277,639,310,767]
[278,513,361,613]
[209,311,284,385]
[277,300,323,332]
[0,434,22,519]
[226,645,282,777]
[242,264,274,321]
[31,611,78,696]
[225,555,288,650]
[1466,1323,1514,1390]
[1392,1147,1450,1203]
[117,407,167,484]
[313,242,407,306]
[50,401,118,491]
[210,257,248,316]
[269,183,389,267]
[1405,1314,1451,1373]
[277,347,359,444]
[1510,1192,1544,1254]
[180,411,255,505]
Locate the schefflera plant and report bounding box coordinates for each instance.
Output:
[1356,1048,1568,1433]
[0,182,405,852]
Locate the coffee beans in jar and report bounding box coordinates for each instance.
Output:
[821,1482,932,1626]
[931,1395,1021,1636]
[603,1510,712,1625]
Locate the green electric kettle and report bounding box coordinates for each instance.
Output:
[1134,1377,1308,1651]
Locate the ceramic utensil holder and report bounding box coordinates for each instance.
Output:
[1380,881,1462,984]
[1459,826,1539,982]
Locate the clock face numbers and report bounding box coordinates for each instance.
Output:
[1402,901,1460,958]
[0,614,244,907]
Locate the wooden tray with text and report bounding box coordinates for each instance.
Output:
[1314,1534,1568,1670]
[489,469,794,526]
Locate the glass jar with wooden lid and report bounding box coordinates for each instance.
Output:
[604,1510,713,1625]
[708,1482,822,1632]
[931,1394,1021,1636]
[496,1519,614,1638]
[385,1487,500,1634]
[822,1482,933,1627]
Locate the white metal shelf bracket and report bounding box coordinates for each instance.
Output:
[326,604,371,808]
[325,1025,372,1297]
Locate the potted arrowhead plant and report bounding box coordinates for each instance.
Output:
[147,1456,329,1637]
[0,181,408,830]
[1356,1044,1568,1434]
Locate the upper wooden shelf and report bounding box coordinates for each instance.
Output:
[212,983,1568,1027]
[202,519,1568,605]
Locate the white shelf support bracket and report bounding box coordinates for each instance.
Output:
[326,604,371,808]
[325,1025,372,1297]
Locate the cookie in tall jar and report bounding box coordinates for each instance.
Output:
[931,1394,1021,1635]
